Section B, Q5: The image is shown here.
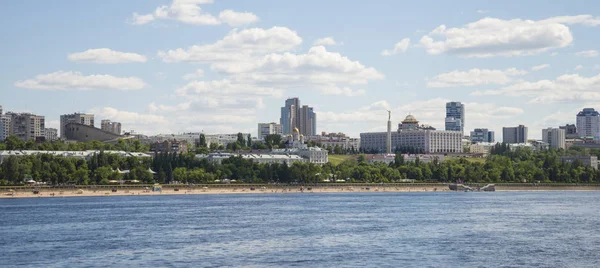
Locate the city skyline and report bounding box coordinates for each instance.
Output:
[2,1,600,139]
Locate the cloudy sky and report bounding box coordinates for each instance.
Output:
[2,0,600,139]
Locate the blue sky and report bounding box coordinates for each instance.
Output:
[2,0,599,139]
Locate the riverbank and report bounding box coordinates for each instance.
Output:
[2,183,600,198]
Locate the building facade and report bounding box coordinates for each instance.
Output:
[470,128,495,143]
[576,108,600,140]
[257,122,283,139]
[205,133,251,147]
[64,123,121,142]
[445,102,465,133]
[0,115,10,141]
[60,113,94,138]
[280,98,316,136]
[560,155,598,170]
[503,125,528,144]
[101,120,121,135]
[150,140,189,154]
[560,124,578,139]
[44,128,58,142]
[542,127,566,149]
[361,115,463,153]
[7,112,45,141]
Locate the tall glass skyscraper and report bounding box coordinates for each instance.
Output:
[280,98,316,135]
[576,108,600,140]
[445,102,464,133]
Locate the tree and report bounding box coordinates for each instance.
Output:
[237,133,245,145]
[247,134,252,147]
[199,134,207,147]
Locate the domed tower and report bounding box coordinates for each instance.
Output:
[292,127,300,142]
[399,114,420,131]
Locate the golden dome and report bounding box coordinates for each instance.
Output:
[293,127,300,133]
[402,114,419,123]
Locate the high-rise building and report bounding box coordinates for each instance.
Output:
[60,113,94,138]
[257,122,283,139]
[503,125,528,144]
[101,120,122,135]
[44,128,58,141]
[280,98,316,136]
[0,105,3,115]
[445,102,465,133]
[7,112,45,141]
[470,128,495,143]
[0,115,10,141]
[559,124,578,139]
[576,108,600,140]
[542,127,566,149]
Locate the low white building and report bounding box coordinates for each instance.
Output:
[205,133,251,147]
[257,123,283,140]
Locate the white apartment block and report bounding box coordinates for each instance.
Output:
[44,128,58,141]
[205,133,251,147]
[60,113,94,138]
[0,115,10,141]
[542,127,566,149]
[576,108,600,140]
[101,120,121,135]
[304,135,360,151]
[7,112,45,141]
[360,130,462,153]
[257,122,283,139]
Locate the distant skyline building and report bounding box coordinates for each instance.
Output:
[44,128,58,142]
[445,102,464,133]
[559,124,578,139]
[257,122,283,139]
[280,98,316,136]
[7,112,45,141]
[503,125,528,144]
[470,128,495,143]
[0,105,3,116]
[542,127,566,149]
[576,108,600,140]
[101,119,122,135]
[0,114,10,141]
[60,113,94,138]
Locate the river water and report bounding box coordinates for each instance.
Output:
[1,192,600,267]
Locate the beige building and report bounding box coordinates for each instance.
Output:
[542,127,566,149]
[101,120,122,135]
[7,112,45,141]
[60,113,94,138]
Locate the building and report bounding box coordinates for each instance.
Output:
[150,140,188,154]
[469,142,496,156]
[272,128,328,164]
[7,112,45,141]
[470,128,495,143]
[0,115,10,141]
[0,105,3,115]
[60,113,94,138]
[101,120,121,135]
[542,128,566,149]
[445,102,465,133]
[44,128,58,142]
[0,150,151,164]
[196,152,306,165]
[503,125,528,144]
[576,108,600,140]
[559,124,578,139]
[257,122,283,139]
[304,134,360,152]
[560,155,598,170]
[367,153,445,165]
[64,123,122,142]
[360,114,463,154]
[205,133,251,147]
[280,98,316,136]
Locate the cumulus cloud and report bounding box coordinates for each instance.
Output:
[129,0,258,26]
[381,38,410,56]
[68,48,147,64]
[182,69,205,80]
[540,14,600,26]
[419,16,578,57]
[427,68,527,88]
[175,79,283,97]
[14,71,145,91]
[158,27,302,63]
[320,86,365,97]
[313,37,338,46]
[473,73,600,103]
[575,50,599,58]
[531,64,550,71]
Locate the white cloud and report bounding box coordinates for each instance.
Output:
[14,71,145,91]
[575,65,584,70]
[540,15,600,26]
[531,64,550,71]
[419,17,576,57]
[218,10,259,27]
[320,86,365,97]
[427,68,527,88]
[313,37,338,46]
[89,107,171,134]
[129,0,258,27]
[158,27,302,63]
[473,73,600,103]
[575,50,599,58]
[182,69,205,80]
[381,38,410,56]
[68,48,147,64]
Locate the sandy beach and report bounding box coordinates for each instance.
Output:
[2,184,600,199]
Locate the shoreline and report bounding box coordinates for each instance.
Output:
[3,184,600,199]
